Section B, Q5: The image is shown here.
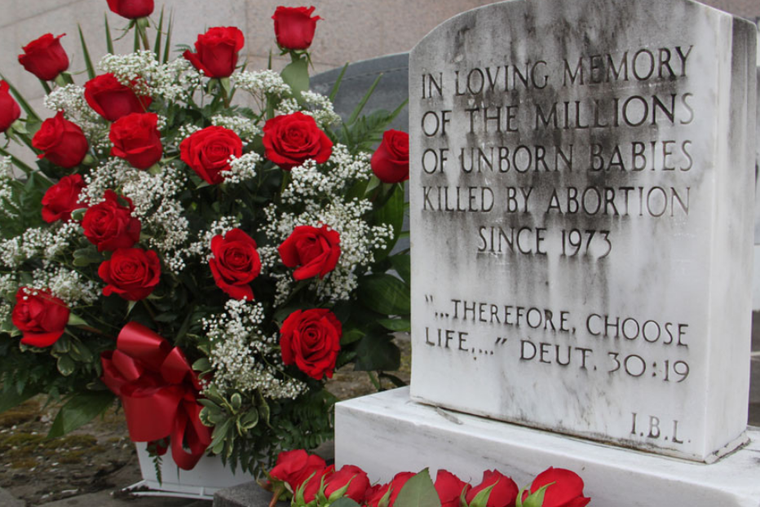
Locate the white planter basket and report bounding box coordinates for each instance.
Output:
[125,442,256,500]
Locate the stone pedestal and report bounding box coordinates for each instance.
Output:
[335,388,760,507]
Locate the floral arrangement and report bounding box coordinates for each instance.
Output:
[265,449,591,507]
[0,1,410,474]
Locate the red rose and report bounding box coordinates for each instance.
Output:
[324,465,370,504]
[12,288,70,348]
[84,73,152,122]
[270,449,327,493]
[436,470,471,507]
[18,33,69,81]
[371,130,409,184]
[41,174,86,223]
[180,126,242,184]
[110,112,163,169]
[523,468,590,507]
[82,190,141,251]
[98,248,161,301]
[32,111,89,168]
[280,309,341,380]
[262,112,333,171]
[209,228,261,300]
[107,0,154,19]
[278,225,340,280]
[465,470,518,507]
[183,27,244,78]
[272,7,321,51]
[0,81,21,133]
[366,472,416,507]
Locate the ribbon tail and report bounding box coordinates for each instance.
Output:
[170,402,211,470]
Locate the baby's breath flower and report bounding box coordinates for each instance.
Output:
[203,299,306,398]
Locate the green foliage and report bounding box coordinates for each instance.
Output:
[358,274,411,316]
[394,470,442,507]
[47,391,115,438]
[0,8,412,476]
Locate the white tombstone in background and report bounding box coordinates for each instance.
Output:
[407,0,755,463]
[336,0,760,505]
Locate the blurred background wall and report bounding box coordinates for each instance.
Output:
[0,0,757,113]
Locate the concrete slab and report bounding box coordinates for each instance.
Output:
[0,487,24,507]
[213,482,280,507]
[37,488,210,506]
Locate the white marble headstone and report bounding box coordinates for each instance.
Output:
[409,0,756,462]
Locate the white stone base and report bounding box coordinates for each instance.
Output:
[335,388,760,507]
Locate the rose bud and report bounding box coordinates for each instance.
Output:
[262,112,332,171]
[0,81,22,133]
[278,224,340,280]
[302,466,334,503]
[82,190,141,252]
[84,73,152,122]
[435,470,471,507]
[371,130,409,184]
[209,228,261,300]
[12,288,70,348]
[365,472,416,507]
[179,126,242,184]
[324,465,370,504]
[110,112,163,169]
[18,33,69,81]
[465,470,518,507]
[32,111,89,168]
[522,468,590,507]
[41,174,86,223]
[270,449,327,493]
[99,247,161,301]
[280,309,342,380]
[107,0,154,19]
[183,27,245,79]
[272,6,321,51]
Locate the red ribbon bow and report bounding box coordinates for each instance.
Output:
[101,322,212,470]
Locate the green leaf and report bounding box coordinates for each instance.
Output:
[328,63,349,102]
[193,357,212,373]
[332,498,361,507]
[467,484,495,507]
[518,483,552,507]
[0,385,39,414]
[377,318,410,332]
[72,247,103,267]
[374,184,405,260]
[105,14,114,54]
[47,391,115,438]
[394,470,441,507]
[78,25,96,80]
[153,7,164,60]
[280,57,309,101]
[67,314,90,327]
[358,274,410,316]
[341,327,365,345]
[389,254,411,285]
[347,73,382,125]
[56,355,76,376]
[69,340,93,362]
[354,334,400,371]
[163,11,174,64]
[230,393,242,412]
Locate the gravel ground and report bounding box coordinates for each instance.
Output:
[0,336,411,506]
